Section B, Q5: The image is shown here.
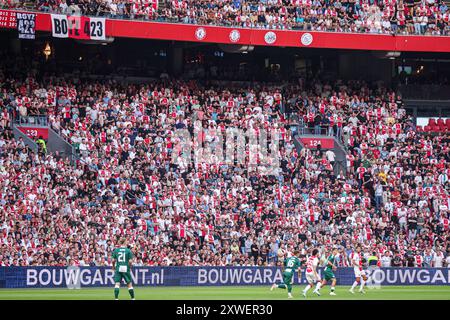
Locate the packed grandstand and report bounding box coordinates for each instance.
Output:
[0,36,449,270]
[1,0,449,35]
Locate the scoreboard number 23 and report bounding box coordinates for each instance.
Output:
[82,20,103,38]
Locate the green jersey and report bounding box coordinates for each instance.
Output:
[112,247,133,273]
[324,254,335,271]
[284,256,301,275]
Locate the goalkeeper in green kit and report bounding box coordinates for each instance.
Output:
[270,250,302,299]
[112,238,135,300]
[316,247,338,296]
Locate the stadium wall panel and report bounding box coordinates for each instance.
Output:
[0,267,449,288]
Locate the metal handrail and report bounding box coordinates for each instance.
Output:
[11,125,39,152]
[15,115,48,126]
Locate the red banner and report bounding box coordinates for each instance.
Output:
[67,16,92,40]
[300,137,335,149]
[1,10,450,52]
[18,126,49,140]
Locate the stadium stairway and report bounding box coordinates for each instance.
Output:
[293,134,347,175]
[12,125,39,152]
[288,114,348,175]
[47,127,77,160]
[12,115,75,161]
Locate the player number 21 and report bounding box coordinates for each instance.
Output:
[118,252,125,262]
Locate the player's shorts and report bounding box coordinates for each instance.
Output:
[114,271,132,284]
[323,270,335,281]
[282,271,293,285]
[354,268,366,278]
[305,272,319,284]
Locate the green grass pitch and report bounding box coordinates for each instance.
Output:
[0,286,448,300]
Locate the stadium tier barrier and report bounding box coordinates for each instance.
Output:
[0,267,449,288]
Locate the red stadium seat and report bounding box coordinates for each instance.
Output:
[437,118,444,126]
[446,119,450,127]
[423,125,431,132]
[416,125,423,132]
[432,125,441,132]
[428,118,436,126]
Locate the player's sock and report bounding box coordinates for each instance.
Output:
[351,281,358,291]
[278,284,287,289]
[287,284,292,294]
[303,284,311,293]
[359,280,365,291]
[128,287,135,299]
[114,288,119,299]
[315,282,322,291]
[331,287,335,292]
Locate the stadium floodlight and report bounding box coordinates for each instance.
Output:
[43,43,51,60]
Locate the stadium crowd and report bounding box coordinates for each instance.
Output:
[1,0,449,35]
[0,54,449,269]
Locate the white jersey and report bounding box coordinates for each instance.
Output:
[305,256,319,274]
[350,252,365,277]
[350,252,362,269]
[305,255,320,283]
[433,253,444,268]
[380,256,392,267]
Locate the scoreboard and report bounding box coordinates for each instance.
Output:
[0,9,17,28]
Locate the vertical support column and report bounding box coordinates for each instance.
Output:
[170,45,183,76]
[10,38,21,55]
